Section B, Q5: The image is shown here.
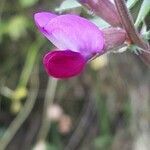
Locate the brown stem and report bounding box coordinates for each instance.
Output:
[139,50,150,67]
[114,0,149,49]
[79,0,122,27]
[114,0,150,66]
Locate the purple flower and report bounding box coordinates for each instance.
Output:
[34,12,104,78]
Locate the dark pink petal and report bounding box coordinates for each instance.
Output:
[43,14,104,58]
[34,12,57,33]
[43,50,86,78]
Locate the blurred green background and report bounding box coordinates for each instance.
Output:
[0,0,150,150]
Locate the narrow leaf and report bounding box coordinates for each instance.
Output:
[135,0,150,27]
[127,0,138,9]
[55,0,81,12]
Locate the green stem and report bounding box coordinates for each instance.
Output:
[18,37,43,88]
[0,65,39,150]
[37,77,58,141]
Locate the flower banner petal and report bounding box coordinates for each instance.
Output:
[43,14,104,57]
[34,12,57,32]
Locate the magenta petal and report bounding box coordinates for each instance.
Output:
[34,12,57,32]
[43,14,104,57]
[43,50,86,78]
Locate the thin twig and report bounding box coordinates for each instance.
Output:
[0,65,39,150]
[65,100,96,150]
[64,82,97,150]
[0,0,6,21]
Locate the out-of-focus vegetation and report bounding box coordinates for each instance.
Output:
[0,0,150,150]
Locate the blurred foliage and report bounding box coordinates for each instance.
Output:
[0,0,150,150]
[19,0,38,8]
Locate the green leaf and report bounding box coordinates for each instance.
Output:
[135,0,150,27]
[94,135,112,149]
[0,127,6,138]
[90,16,109,28]
[142,30,150,40]
[140,22,147,34]
[19,0,38,8]
[55,0,81,12]
[127,0,139,9]
[7,16,28,40]
[129,45,142,55]
[46,144,58,150]
[0,22,8,39]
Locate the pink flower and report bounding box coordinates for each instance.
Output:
[34,12,104,78]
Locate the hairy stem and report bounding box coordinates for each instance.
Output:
[114,0,150,66]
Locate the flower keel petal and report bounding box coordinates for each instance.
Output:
[43,50,86,78]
